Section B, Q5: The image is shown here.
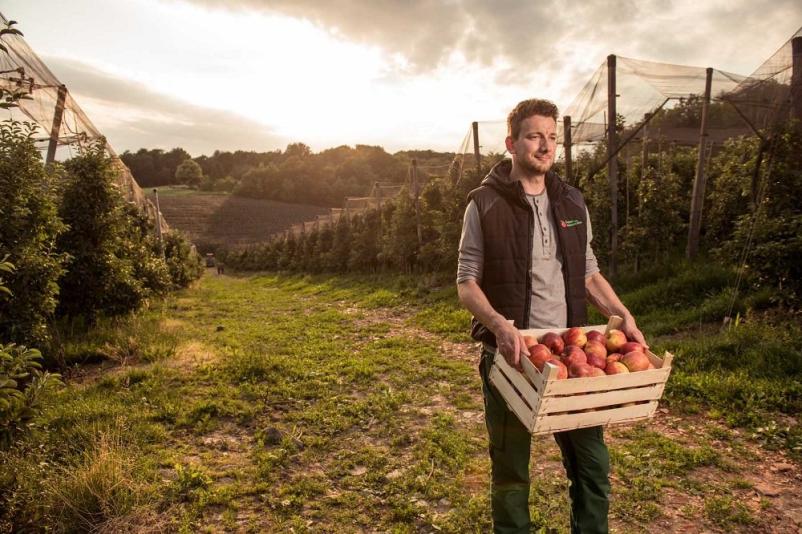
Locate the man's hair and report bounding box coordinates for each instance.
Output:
[507,99,559,139]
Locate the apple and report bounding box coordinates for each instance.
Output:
[540,332,564,355]
[606,353,622,364]
[523,335,539,350]
[621,351,650,372]
[588,366,606,377]
[586,330,606,344]
[544,358,568,379]
[568,363,594,378]
[527,344,553,372]
[562,345,587,368]
[584,340,608,369]
[605,329,627,353]
[605,361,630,375]
[620,341,644,354]
[562,327,587,348]
[647,362,656,370]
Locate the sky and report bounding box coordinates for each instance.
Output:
[2,0,801,156]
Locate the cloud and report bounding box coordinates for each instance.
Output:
[178,0,802,80]
[43,55,289,155]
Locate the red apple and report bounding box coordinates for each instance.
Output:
[605,329,627,353]
[584,340,608,369]
[527,344,552,372]
[562,345,587,368]
[523,335,539,350]
[544,358,568,379]
[588,366,606,377]
[621,351,650,372]
[568,363,594,378]
[586,330,606,344]
[540,332,564,355]
[606,353,622,365]
[647,362,656,370]
[605,361,630,375]
[562,327,587,348]
[620,341,644,354]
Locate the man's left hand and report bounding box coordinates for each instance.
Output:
[621,314,648,349]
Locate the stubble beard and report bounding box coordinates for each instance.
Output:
[517,153,553,177]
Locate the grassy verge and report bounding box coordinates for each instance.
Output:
[1,264,798,532]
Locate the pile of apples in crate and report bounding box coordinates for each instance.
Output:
[523,327,655,380]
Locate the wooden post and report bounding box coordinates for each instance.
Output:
[153,188,164,249]
[792,36,802,122]
[657,132,663,174]
[625,155,630,226]
[412,159,423,247]
[607,54,618,276]
[641,113,649,188]
[472,121,481,175]
[563,115,573,185]
[45,85,67,165]
[687,67,713,259]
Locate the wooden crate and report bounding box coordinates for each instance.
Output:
[488,315,673,435]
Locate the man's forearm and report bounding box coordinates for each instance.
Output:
[584,272,633,320]
[457,279,507,335]
[458,279,528,367]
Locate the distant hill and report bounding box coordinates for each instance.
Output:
[147,187,328,252]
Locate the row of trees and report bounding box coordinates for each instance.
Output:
[0,123,204,352]
[0,120,204,444]
[220,119,802,307]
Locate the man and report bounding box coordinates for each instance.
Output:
[456,98,647,534]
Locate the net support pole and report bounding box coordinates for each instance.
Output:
[412,159,422,247]
[607,54,618,277]
[563,115,573,185]
[472,121,481,175]
[153,188,165,257]
[45,84,67,165]
[687,67,713,259]
[792,36,802,123]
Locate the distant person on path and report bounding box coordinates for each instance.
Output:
[456,98,647,533]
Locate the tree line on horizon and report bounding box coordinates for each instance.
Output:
[121,143,456,208]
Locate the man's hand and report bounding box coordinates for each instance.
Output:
[621,314,649,350]
[586,272,649,350]
[494,320,529,372]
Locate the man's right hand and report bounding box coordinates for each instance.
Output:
[493,320,529,372]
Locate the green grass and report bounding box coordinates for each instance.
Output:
[3,263,800,532]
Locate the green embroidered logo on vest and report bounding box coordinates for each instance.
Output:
[560,219,583,228]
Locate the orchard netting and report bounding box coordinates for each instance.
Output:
[453,26,802,183]
[0,12,167,233]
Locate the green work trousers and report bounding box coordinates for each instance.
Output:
[480,348,610,534]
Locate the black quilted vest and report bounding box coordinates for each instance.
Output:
[467,159,589,347]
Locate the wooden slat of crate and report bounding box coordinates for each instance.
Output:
[488,365,535,430]
[492,354,538,408]
[539,382,665,413]
[532,401,658,434]
[519,353,548,391]
[543,362,670,396]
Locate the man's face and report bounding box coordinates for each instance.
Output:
[505,114,557,176]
